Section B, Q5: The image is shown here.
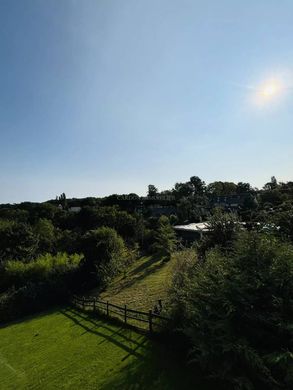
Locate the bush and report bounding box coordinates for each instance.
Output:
[197,210,240,258]
[33,218,56,253]
[3,252,83,289]
[0,253,83,323]
[152,216,177,260]
[169,232,293,389]
[0,222,39,263]
[80,227,127,286]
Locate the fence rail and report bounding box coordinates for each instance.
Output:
[71,295,169,333]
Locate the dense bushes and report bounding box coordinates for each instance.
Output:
[169,232,293,389]
[0,253,83,322]
[80,227,128,287]
[3,253,82,289]
[0,222,39,263]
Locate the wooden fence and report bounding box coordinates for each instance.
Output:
[71,295,169,333]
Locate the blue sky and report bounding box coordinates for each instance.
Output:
[1,0,293,203]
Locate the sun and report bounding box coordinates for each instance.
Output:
[261,81,280,98]
[251,77,285,107]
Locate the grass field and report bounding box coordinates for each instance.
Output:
[0,307,213,390]
[96,255,176,311]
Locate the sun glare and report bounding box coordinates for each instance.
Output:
[252,77,286,107]
[260,80,281,98]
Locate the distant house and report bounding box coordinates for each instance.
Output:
[147,204,177,217]
[174,221,248,244]
[174,222,209,242]
[136,203,177,217]
[210,194,249,210]
[68,206,82,213]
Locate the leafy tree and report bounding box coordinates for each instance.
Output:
[16,202,58,223]
[207,181,237,196]
[56,229,79,254]
[80,227,126,285]
[33,218,56,253]
[0,222,39,263]
[259,189,284,207]
[169,232,293,389]
[271,208,293,243]
[198,210,240,257]
[0,208,29,223]
[77,206,137,240]
[264,176,278,191]
[173,182,193,199]
[189,176,206,195]
[57,193,68,210]
[236,182,252,193]
[148,184,158,197]
[152,216,177,260]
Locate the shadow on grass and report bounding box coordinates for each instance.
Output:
[0,305,65,330]
[100,336,220,390]
[60,307,147,361]
[107,257,167,297]
[128,256,161,278]
[61,308,223,390]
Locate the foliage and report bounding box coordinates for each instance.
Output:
[80,227,127,286]
[236,182,253,193]
[0,222,39,263]
[33,218,56,253]
[197,210,240,257]
[206,181,237,196]
[152,216,177,260]
[77,206,137,240]
[148,184,158,197]
[270,208,293,243]
[57,192,68,209]
[177,196,209,223]
[169,232,293,389]
[3,252,83,288]
[0,253,83,322]
[0,207,29,223]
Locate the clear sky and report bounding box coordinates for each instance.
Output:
[1,0,293,203]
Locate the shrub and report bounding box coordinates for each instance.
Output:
[152,216,177,260]
[0,253,83,323]
[3,253,83,289]
[33,218,56,253]
[0,222,39,263]
[80,227,127,286]
[169,232,293,389]
[197,210,240,258]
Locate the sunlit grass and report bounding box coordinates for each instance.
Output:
[98,255,176,311]
[0,307,213,389]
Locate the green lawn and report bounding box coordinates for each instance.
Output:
[0,307,213,390]
[97,255,176,311]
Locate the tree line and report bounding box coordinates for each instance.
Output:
[0,175,293,388]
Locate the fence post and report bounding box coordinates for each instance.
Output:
[106,301,109,316]
[124,305,127,323]
[149,310,153,333]
[93,298,96,312]
[82,297,85,311]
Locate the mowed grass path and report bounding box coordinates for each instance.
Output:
[0,307,212,390]
[97,256,176,311]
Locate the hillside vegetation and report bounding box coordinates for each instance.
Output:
[94,255,176,311]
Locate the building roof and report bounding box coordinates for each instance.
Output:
[173,222,210,232]
[174,221,249,233]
